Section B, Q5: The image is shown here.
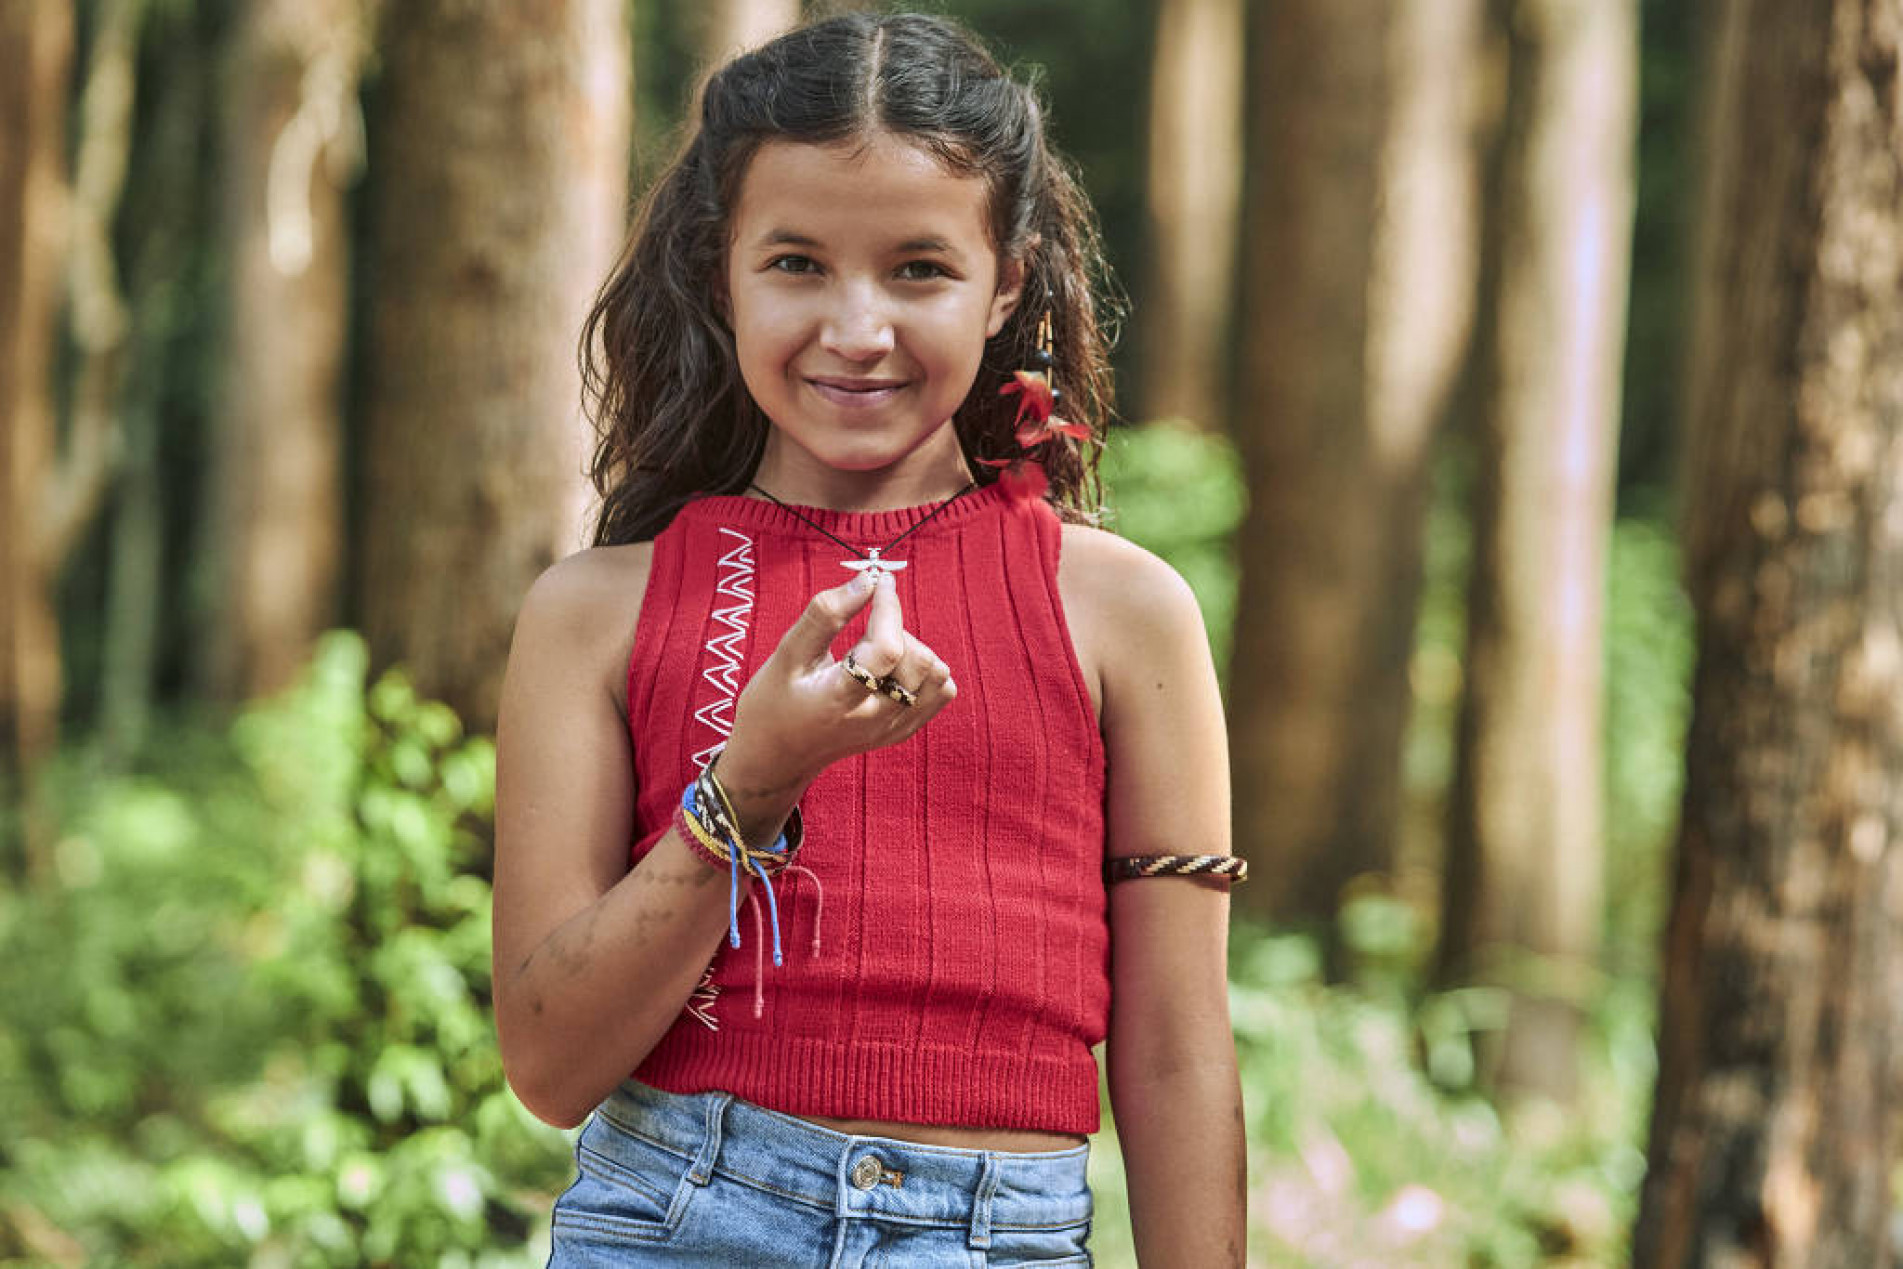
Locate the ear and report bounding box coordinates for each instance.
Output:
[986,252,1029,339]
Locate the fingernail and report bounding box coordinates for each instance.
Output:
[851,572,874,592]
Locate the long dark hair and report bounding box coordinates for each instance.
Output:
[581,12,1120,546]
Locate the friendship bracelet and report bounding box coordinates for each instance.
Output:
[675,796,803,878]
[1104,853,1250,885]
[673,803,739,872]
[677,772,804,967]
[694,758,806,861]
[696,760,746,845]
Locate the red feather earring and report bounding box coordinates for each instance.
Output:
[983,305,1088,488]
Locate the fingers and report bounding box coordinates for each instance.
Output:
[778,571,877,664]
[788,571,955,714]
[885,632,953,700]
[859,574,904,672]
[840,629,955,714]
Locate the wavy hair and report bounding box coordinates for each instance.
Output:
[581,12,1121,545]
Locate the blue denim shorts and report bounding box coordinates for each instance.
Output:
[548,1080,1094,1266]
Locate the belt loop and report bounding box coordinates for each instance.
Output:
[968,1152,1001,1249]
[689,1092,730,1186]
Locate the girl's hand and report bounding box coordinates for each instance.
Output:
[717,572,954,826]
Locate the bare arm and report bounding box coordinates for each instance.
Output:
[492,559,949,1127]
[1062,528,1246,1266]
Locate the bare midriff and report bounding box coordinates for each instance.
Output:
[793,1112,1087,1154]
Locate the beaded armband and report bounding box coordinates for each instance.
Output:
[1104,853,1250,885]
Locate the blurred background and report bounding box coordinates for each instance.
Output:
[5,0,1893,1264]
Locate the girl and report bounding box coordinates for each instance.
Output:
[493,13,1245,1265]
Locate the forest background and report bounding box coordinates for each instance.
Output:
[4,0,1900,1265]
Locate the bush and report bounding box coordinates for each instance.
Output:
[1213,917,1653,1266]
[0,633,571,1266]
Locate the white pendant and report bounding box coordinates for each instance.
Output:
[842,548,907,579]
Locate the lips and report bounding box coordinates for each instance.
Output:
[806,376,909,408]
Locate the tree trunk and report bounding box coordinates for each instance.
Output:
[1230,0,1484,936]
[359,0,631,732]
[99,6,218,758]
[1632,0,1903,1263]
[0,0,73,817]
[697,0,799,66]
[1132,0,1241,431]
[1434,0,1635,1109]
[198,0,360,704]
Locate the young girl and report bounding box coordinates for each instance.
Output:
[493,13,1245,1265]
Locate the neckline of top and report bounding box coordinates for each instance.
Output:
[680,480,1015,544]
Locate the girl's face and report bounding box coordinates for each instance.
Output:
[726,131,1023,502]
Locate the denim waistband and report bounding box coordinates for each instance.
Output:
[595,1080,1093,1240]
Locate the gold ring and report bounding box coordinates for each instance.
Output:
[878,676,919,708]
[840,653,884,695]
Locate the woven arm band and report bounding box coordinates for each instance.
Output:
[1104,853,1249,885]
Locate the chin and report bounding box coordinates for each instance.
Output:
[803,434,946,475]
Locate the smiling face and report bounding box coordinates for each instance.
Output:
[725,132,1023,507]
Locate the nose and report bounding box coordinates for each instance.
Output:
[819,280,894,362]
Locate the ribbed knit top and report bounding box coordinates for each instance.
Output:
[624,481,1110,1133]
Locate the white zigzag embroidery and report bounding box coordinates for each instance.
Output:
[685,964,721,1031]
[686,527,754,1031]
[691,528,755,768]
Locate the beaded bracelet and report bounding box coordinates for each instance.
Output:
[1104,853,1250,885]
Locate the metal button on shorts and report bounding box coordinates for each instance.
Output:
[850,1156,884,1190]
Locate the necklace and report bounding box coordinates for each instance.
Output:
[747,481,976,581]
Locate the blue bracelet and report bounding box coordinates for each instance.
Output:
[679,780,799,966]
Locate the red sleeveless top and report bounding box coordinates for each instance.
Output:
[623,482,1110,1133]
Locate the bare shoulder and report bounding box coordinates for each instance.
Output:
[1056,523,1210,720]
[1057,523,1207,650]
[511,542,656,718]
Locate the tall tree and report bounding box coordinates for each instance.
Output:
[1132,0,1241,430]
[697,0,799,65]
[1435,0,1636,1107]
[1230,0,1484,934]
[198,0,362,704]
[1633,0,1903,1263]
[1,0,135,875]
[0,0,75,815]
[101,2,214,757]
[358,0,631,732]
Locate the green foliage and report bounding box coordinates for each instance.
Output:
[1600,517,1693,978]
[1098,423,1246,671]
[1207,920,1652,1267]
[1085,918,1656,1267]
[0,634,570,1266]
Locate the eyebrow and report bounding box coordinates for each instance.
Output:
[755,229,960,256]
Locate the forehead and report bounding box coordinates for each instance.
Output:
[730,133,995,250]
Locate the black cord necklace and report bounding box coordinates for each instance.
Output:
[747,481,976,580]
